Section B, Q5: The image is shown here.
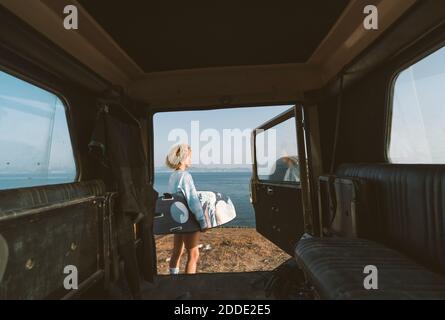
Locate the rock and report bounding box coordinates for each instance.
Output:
[221,240,231,246]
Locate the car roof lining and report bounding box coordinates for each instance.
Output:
[1,0,417,110]
[76,0,349,73]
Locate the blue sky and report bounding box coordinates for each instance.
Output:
[153,105,292,168]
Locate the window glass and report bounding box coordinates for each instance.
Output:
[389,46,445,164]
[0,71,77,190]
[256,117,300,183]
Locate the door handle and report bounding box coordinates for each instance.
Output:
[266,186,274,196]
[154,213,164,218]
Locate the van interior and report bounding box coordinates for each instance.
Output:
[0,0,445,300]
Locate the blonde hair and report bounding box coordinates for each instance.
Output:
[165,144,191,170]
[284,156,299,166]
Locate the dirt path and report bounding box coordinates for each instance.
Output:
[156,227,290,274]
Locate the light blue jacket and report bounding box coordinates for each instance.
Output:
[168,170,207,229]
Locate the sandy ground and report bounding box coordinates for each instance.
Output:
[156,227,290,274]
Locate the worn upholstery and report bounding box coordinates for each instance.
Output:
[336,163,445,274]
[0,180,106,299]
[0,180,105,217]
[295,237,445,299]
[295,163,445,299]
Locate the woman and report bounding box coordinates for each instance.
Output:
[282,156,300,182]
[165,144,208,274]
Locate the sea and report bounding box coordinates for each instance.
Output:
[0,171,256,228]
[0,174,76,190]
[154,171,255,228]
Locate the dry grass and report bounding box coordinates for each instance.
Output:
[156,227,290,274]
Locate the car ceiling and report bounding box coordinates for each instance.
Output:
[77,0,349,73]
[0,0,418,109]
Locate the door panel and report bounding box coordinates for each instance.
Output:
[0,180,108,299]
[251,107,307,255]
[254,183,304,254]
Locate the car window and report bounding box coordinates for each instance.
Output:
[0,71,77,190]
[388,45,445,164]
[256,117,300,183]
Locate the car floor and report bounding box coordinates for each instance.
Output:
[107,271,274,300]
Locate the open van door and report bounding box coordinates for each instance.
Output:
[250,106,312,255]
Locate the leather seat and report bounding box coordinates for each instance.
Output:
[294,163,445,299]
[295,237,445,299]
[336,163,445,274]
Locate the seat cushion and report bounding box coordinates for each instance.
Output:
[336,163,445,274]
[295,237,445,299]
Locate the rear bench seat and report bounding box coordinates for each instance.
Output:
[295,164,445,299]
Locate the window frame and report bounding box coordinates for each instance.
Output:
[253,106,301,186]
[0,66,80,186]
[385,41,445,164]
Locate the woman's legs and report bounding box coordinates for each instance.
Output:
[169,234,184,273]
[182,231,200,274]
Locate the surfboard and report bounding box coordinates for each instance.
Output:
[153,191,237,234]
